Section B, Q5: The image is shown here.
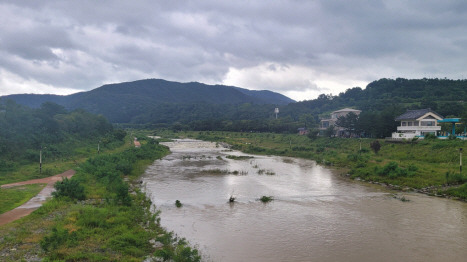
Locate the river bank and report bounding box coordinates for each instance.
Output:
[154,130,467,200]
[0,140,201,261]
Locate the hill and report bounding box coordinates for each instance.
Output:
[285,78,467,118]
[0,79,295,123]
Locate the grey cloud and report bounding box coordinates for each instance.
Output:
[1,0,467,97]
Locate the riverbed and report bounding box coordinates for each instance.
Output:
[141,139,467,262]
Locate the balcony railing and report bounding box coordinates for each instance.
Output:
[397,126,441,131]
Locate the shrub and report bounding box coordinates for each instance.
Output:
[424,133,437,140]
[40,226,78,251]
[359,148,370,153]
[259,196,274,203]
[52,177,86,200]
[377,162,417,178]
[115,182,132,206]
[307,129,319,140]
[445,171,467,185]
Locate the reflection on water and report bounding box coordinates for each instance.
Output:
[142,139,467,262]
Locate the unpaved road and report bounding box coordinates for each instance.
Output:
[0,170,75,226]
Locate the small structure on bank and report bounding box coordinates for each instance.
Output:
[297,127,308,135]
[391,108,443,139]
[437,118,467,138]
[319,108,361,137]
[134,137,141,148]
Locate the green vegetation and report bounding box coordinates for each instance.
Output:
[0,103,201,260]
[392,194,410,202]
[259,196,274,203]
[0,184,46,214]
[6,78,467,137]
[0,101,127,185]
[52,177,86,201]
[442,184,467,200]
[175,200,183,208]
[0,141,201,261]
[204,169,230,175]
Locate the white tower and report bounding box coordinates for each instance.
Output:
[274,107,279,119]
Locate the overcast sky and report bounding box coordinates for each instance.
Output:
[1,0,467,101]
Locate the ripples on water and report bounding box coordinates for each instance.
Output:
[142,139,467,262]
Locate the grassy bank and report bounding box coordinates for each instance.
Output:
[0,184,47,214]
[0,140,201,261]
[157,130,467,199]
[0,135,131,216]
[0,135,131,186]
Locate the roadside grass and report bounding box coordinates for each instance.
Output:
[0,141,201,261]
[0,184,47,214]
[0,136,132,186]
[166,130,467,193]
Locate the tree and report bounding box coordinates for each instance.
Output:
[307,129,319,140]
[324,125,335,137]
[370,140,381,154]
[299,113,315,128]
[335,112,359,136]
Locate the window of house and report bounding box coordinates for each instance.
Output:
[408,122,413,126]
[421,121,435,126]
[402,122,407,126]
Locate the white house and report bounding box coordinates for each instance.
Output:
[319,108,362,137]
[392,108,443,139]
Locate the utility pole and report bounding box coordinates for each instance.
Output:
[40,146,46,174]
[460,148,463,175]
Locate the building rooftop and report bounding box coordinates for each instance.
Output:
[395,108,443,121]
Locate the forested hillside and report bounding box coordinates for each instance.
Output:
[0,101,125,172]
[161,78,467,137]
[2,78,467,137]
[1,79,295,123]
[288,78,467,117]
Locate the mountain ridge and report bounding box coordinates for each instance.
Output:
[1,79,295,122]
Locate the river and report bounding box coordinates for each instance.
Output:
[141,139,467,262]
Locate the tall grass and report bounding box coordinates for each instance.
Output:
[0,141,201,261]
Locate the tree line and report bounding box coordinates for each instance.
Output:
[0,100,124,167]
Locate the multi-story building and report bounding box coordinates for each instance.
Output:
[391,108,443,139]
[319,108,361,137]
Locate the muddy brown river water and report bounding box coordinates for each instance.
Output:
[142,139,467,262]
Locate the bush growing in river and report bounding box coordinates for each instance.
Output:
[259,196,274,203]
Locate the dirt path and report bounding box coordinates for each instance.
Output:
[0,169,75,226]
